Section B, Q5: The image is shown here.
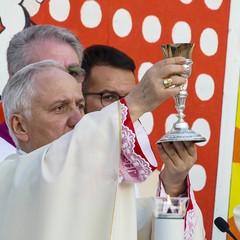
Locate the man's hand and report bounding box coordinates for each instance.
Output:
[125,57,187,122]
[157,141,197,196]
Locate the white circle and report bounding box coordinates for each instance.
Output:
[0,2,25,94]
[81,1,102,28]
[165,114,177,132]
[112,9,132,37]
[192,118,210,146]
[172,21,192,43]
[189,164,207,191]
[49,0,70,22]
[142,16,161,43]
[138,62,153,82]
[200,28,218,56]
[180,0,193,3]
[22,0,43,16]
[204,0,223,10]
[195,74,215,101]
[139,112,154,135]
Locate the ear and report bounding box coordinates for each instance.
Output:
[10,114,29,143]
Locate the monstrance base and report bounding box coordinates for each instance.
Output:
[157,128,206,144]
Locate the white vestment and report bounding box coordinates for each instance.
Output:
[0,137,15,163]
[0,101,205,240]
[0,101,156,240]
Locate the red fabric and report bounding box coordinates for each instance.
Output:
[0,121,16,146]
[120,98,157,173]
[0,102,4,122]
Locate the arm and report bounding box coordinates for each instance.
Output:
[156,142,206,240]
[119,99,157,183]
[0,101,124,240]
[158,141,196,196]
[119,57,188,183]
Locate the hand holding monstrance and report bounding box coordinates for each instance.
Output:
[157,43,206,143]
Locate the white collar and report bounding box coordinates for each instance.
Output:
[16,148,26,155]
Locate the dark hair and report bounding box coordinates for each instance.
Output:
[81,45,135,90]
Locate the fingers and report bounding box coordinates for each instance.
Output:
[156,56,187,66]
[158,141,197,197]
[160,142,182,168]
[158,141,197,168]
[157,143,174,164]
[141,56,187,94]
[154,57,188,89]
[182,141,197,157]
[155,57,188,78]
[158,143,186,196]
[163,76,186,89]
[175,142,197,167]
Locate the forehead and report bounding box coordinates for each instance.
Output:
[89,65,136,87]
[28,38,80,67]
[33,67,82,98]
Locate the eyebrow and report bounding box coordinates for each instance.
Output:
[50,97,85,108]
[92,89,122,95]
[77,97,85,105]
[87,89,115,93]
[49,99,69,108]
[66,63,81,70]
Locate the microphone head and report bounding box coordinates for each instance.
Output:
[214,217,229,232]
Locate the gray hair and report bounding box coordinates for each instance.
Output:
[2,60,65,146]
[7,24,83,76]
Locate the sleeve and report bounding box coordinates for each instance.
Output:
[157,173,206,240]
[0,101,123,240]
[119,99,158,183]
[119,99,205,239]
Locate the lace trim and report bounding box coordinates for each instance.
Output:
[157,172,198,240]
[184,188,198,240]
[119,103,152,183]
[184,208,196,240]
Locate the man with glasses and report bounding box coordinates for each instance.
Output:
[84,91,126,109]
[81,44,206,239]
[82,45,136,112]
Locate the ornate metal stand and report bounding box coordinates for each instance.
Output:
[157,43,206,143]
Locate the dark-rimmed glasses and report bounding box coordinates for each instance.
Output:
[83,91,125,107]
[67,66,85,83]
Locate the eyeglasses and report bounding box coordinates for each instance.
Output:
[67,66,85,83]
[83,91,125,107]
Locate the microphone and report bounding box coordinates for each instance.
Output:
[214,217,238,240]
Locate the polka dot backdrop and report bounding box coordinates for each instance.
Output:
[0,0,236,238]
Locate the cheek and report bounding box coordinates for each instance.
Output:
[85,96,103,112]
[48,120,66,132]
[32,118,61,138]
[27,115,67,147]
[40,122,65,143]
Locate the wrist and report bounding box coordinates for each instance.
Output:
[160,171,187,197]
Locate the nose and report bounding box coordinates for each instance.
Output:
[67,108,84,128]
